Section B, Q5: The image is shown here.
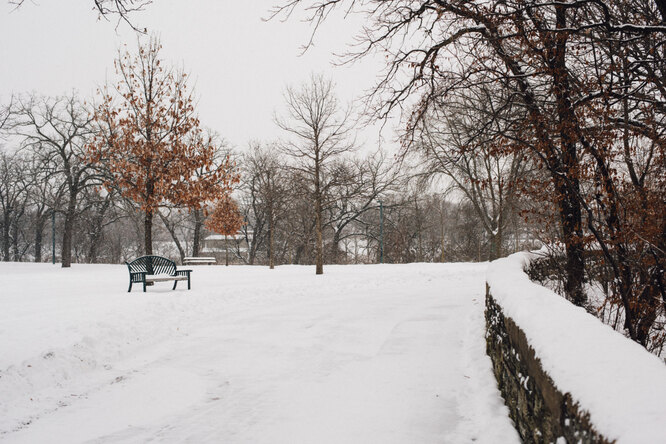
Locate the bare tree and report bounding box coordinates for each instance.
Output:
[24,154,63,262]
[158,207,188,264]
[9,0,151,31]
[77,187,123,263]
[0,152,30,261]
[240,142,291,268]
[13,94,102,268]
[0,96,12,132]
[278,170,318,265]
[324,151,402,263]
[275,74,355,274]
[412,84,530,260]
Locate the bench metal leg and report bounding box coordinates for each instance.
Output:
[143,281,147,292]
[173,280,178,290]
[128,282,132,292]
[187,276,191,290]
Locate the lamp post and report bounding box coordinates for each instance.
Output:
[379,199,384,264]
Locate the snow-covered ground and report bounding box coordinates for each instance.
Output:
[0,262,518,443]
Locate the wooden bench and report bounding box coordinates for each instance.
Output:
[183,256,217,265]
[126,255,192,292]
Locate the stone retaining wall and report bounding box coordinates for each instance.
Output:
[485,287,613,443]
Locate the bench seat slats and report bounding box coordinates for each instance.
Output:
[146,275,189,282]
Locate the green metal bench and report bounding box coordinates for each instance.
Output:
[125,255,192,292]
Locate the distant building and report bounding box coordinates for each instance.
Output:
[201,231,252,264]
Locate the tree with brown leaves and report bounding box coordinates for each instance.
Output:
[205,195,244,266]
[88,37,238,255]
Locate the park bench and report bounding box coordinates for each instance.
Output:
[183,256,217,265]
[126,255,192,292]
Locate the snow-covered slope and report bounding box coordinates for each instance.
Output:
[0,262,518,443]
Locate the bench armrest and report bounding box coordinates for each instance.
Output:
[129,271,147,283]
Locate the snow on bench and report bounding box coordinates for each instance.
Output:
[183,257,217,265]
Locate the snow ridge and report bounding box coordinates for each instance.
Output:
[487,252,666,443]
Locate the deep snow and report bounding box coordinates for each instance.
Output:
[0,262,518,443]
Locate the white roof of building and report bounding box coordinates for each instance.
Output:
[205,232,252,241]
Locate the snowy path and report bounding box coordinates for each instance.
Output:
[0,263,518,443]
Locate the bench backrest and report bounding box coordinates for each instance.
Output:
[126,255,177,275]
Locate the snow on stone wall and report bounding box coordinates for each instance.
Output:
[485,252,666,443]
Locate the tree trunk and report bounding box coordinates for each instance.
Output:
[192,209,204,257]
[11,207,23,261]
[34,214,46,262]
[88,234,100,264]
[294,244,304,265]
[558,183,586,306]
[35,228,43,262]
[489,233,498,261]
[87,198,111,264]
[268,211,275,269]
[551,4,586,306]
[61,192,78,268]
[331,230,341,264]
[144,177,155,256]
[225,234,229,266]
[488,224,502,261]
[314,161,323,275]
[415,195,423,262]
[248,231,257,265]
[144,209,153,256]
[440,206,445,263]
[2,211,10,261]
[159,212,186,264]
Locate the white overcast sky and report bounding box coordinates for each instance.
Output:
[0,0,395,152]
